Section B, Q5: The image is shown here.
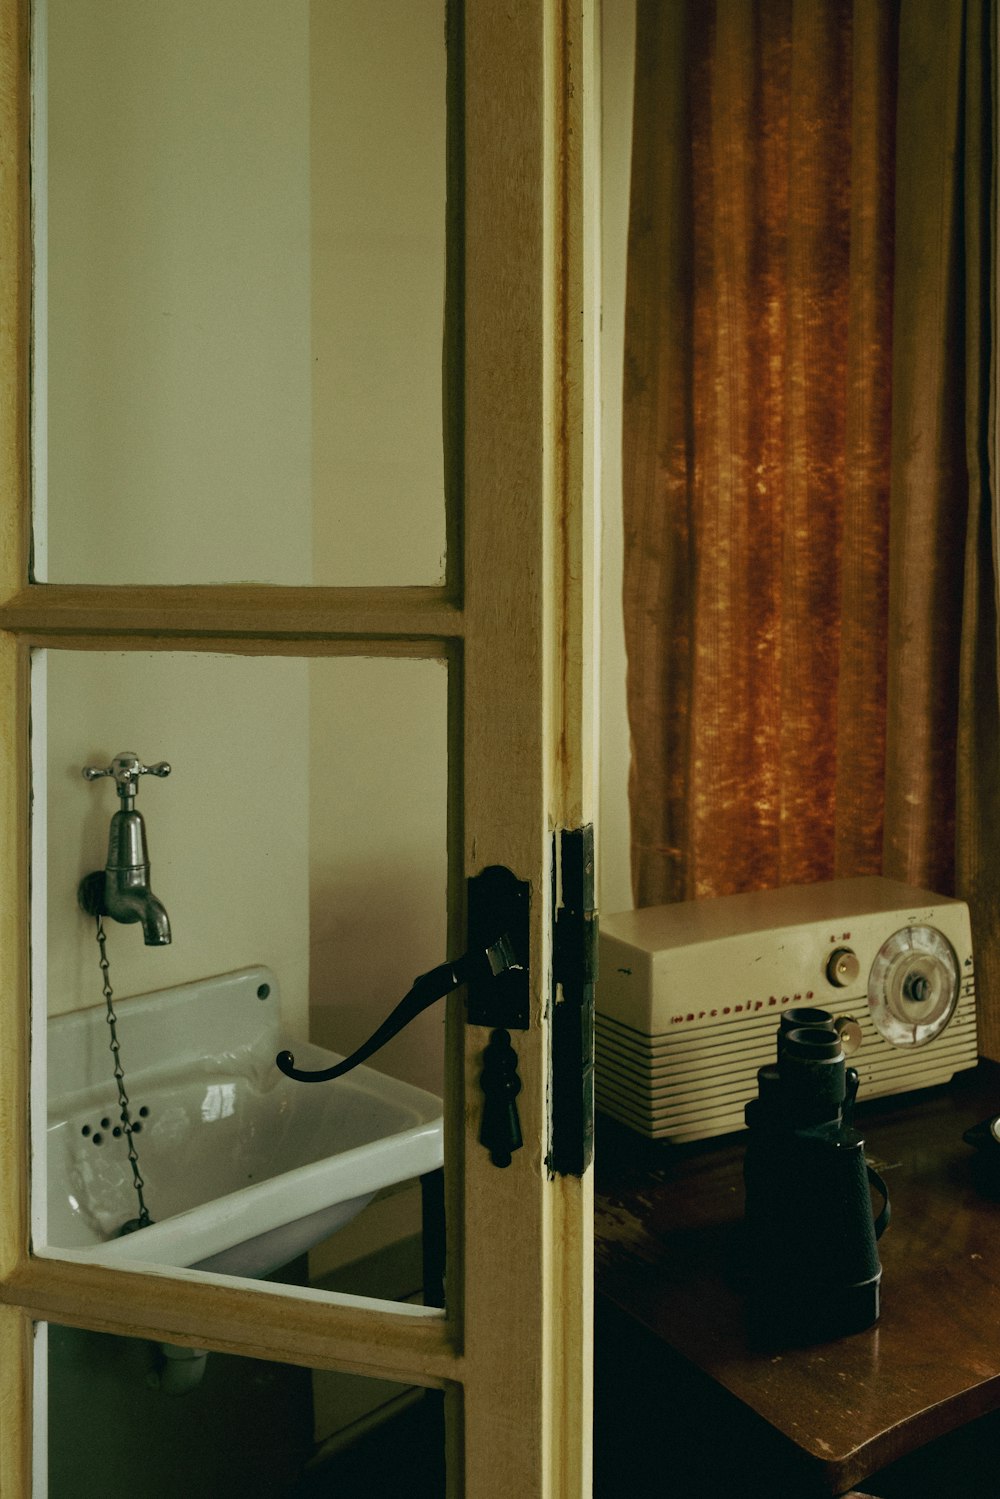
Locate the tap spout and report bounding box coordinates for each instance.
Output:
[79,807,172,946]
[104,881,172,947]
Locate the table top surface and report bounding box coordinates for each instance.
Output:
[594,1062,1000,1496]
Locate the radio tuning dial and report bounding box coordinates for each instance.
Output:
[826,947,860,988]
[868,924,960,1047]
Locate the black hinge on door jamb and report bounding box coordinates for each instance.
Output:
[549,824,597,1177]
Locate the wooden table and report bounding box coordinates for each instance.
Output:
[594,1063,1000,1497]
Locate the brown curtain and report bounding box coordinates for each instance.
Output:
[623,0,998,1045]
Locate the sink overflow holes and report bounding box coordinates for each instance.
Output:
[81,1104,150,1145]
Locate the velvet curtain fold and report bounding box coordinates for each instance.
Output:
[623,0,998,1050]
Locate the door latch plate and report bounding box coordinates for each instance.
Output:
[466,865,530,1029]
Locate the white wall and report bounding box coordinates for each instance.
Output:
[40,1,315,1033]
[43,652,312,1037]
[39,0,451,1097]
[40,0,448,592]
[308,657,449,1096]
[599,0,637,918]
[37,0,462,1454]
[42,0,314,586]
[306,3,450,1095]
[310,1,448,586]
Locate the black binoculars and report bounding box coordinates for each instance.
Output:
[743,1007,890,1344]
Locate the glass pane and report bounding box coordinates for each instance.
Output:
[34,651,449,1308]
[34,0,449,586]
[41,1322,445,1498]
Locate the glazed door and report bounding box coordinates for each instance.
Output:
[0,2,598,1496]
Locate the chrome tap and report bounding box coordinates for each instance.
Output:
[79,752,172,946]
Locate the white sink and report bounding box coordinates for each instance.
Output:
[44,967,443,1278]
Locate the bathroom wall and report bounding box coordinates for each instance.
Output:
[41,643,450,1111]
[599,0,637,920]
[43,1319,403,1499]
[40,0,314,586]
[306,0,450,1093]
[42,0,446,590]
[309,0,448,587]
[38,0,316,1030]
[307,657,449,1098]
[40,0,315,1033]
[42,652,312,1036]
[39,0,450,1100]
[39,3,452,1461]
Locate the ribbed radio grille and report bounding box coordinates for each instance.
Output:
[595,981,977,1142]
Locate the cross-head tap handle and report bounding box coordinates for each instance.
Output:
[82,751,171,803]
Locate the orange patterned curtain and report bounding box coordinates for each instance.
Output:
[623,1,996,959]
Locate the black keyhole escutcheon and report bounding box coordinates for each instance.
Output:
[479,1028,524,1168]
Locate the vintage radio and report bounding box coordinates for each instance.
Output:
[596,877,977,1143]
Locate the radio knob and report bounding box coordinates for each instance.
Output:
[826,947,860,988]
[904,971,933,1004]
[834,1015,863,1055]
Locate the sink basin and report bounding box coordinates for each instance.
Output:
[44,967,444,1278]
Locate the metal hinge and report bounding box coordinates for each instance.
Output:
[549,824,597,1177]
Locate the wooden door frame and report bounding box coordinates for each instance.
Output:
[0,3,597,1495]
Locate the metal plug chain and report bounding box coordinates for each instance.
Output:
[95,916,153,1233]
